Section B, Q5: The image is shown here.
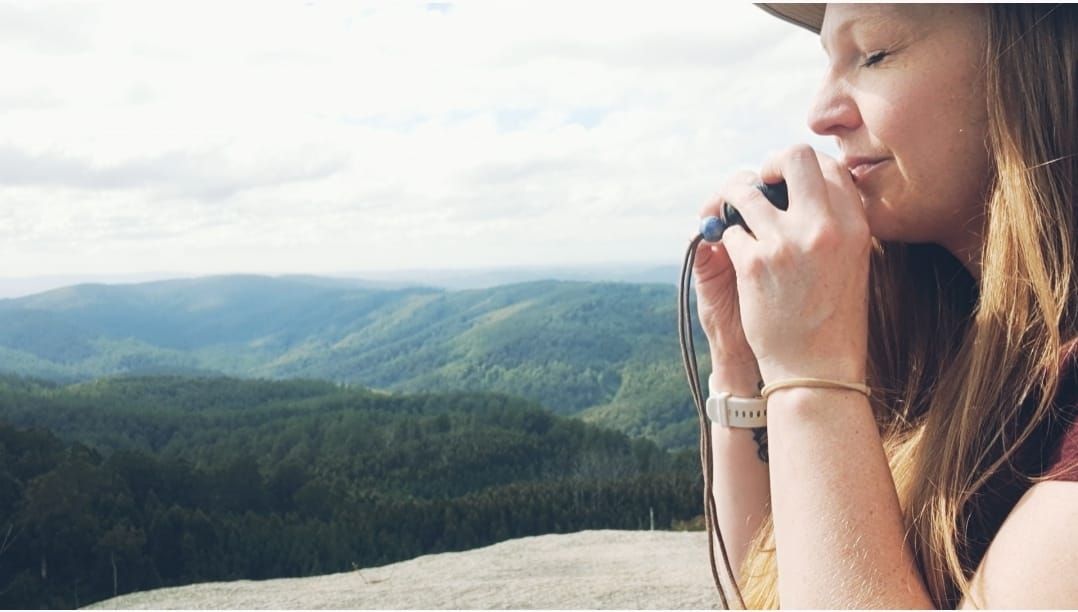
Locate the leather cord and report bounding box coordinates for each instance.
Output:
[679,233,747,610]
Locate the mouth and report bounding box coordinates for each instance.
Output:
[848,159,889,183]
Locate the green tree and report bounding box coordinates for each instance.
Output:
[97,522,146,598]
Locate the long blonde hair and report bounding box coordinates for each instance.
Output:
[733,5,1077,608]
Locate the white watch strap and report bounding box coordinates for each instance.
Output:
[706,392,767,428]
[706,373,766,428]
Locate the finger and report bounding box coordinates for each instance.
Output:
[692,240,733,284]
[814,151,862,220]
[700,171,781,242]
[692,231,716,272]
[816,150,855,190]
[759,144,829,223]
[698,170,757,219]
[721,179,784,241]
[717,219,755,275]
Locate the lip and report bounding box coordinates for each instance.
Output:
[845,158,890,182]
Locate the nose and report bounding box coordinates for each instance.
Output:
[807,72,862,136]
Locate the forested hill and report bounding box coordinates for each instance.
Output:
[0,375,702,609]
[0,275,705,448]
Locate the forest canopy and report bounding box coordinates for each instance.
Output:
[0,375,702,609]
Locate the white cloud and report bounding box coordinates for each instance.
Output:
[0,0,833,278]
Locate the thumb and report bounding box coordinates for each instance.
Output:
[693,239,735,285]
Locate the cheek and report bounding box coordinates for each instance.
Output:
[868,74,988,232]
[887,84,961,173]
[853,101,953,241]
[901,50,990,192]
[904,80,990,225]
[947,82,992,201]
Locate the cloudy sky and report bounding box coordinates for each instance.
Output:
[0,0,833,282]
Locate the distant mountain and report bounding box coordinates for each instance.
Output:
[0,275,706,448]
[0,264,680,299]
[344,264,681,290]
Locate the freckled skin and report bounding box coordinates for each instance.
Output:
[809,4,991,277]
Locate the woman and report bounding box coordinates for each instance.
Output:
[695,4,1077,608]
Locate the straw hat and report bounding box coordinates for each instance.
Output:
[755,3,825,34]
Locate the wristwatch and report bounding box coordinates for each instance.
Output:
[706,392,768,428]
[706,373,767,428]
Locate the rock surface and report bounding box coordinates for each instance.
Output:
[88,530,725,609]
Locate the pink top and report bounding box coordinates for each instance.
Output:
[1041,341,1078,480]
[961,340,1078,572]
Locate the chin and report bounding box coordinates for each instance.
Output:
[864,207,914,244]
[862,200,889,239]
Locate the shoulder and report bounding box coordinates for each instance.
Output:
[960,480,1078,608]
[958,340,1078,607]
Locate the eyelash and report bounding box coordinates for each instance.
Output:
[862,50,889,67]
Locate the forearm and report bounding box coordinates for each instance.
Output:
[709,364,771,590]
[766,387,934,609]
[711,427,771,590]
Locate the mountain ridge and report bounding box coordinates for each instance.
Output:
[0,274,704,448]
[0,264,681,299]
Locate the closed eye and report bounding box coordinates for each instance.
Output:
[862,50,889,67]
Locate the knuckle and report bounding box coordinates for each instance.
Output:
[699,200,718,217]
[758,240,793,269]
[805,222,871,255]
[808,226,839,251]
[699,194,725,217]
[818,155,844,176]
[725,170,760,192]
[770,241,798,267]
[702,170,760,216]
[786,143,816,161]
[745,253,768,277]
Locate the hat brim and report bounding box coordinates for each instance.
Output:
[755,3,825,34]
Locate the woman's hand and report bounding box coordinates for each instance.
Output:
[694,170,763,377]
[715,145,872,385]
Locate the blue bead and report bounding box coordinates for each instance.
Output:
[700,216,725,242]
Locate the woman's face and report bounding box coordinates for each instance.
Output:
[808,4,991,272]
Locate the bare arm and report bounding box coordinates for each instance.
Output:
[766,387,934,609]
[709,362,771,592]
[960,481,1078,608]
